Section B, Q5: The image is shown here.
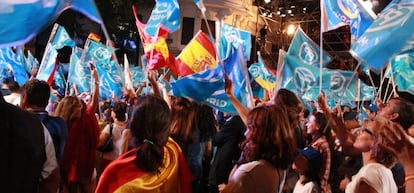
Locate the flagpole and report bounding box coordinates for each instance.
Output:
[339,62,361,104]
[37,24,59,79]
[100,23,124,86]
[319,2,324,94]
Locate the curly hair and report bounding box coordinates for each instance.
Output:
[238,105,297,170]
[370,117,397,168]
[129,95,171,174]
[21,79,50,108]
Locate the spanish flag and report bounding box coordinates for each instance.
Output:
[133,6,171,71]
[174,31,217,77]
[95,138,193,193]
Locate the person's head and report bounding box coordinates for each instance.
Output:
[54,96,83,123]
[343,111,359,131]
[111,101,127,122]
[306,111,328,137]
[129,95,171,174]
[353,117,397,168]
[377,97,414,131]
[272,89,304,128]
[363,103,378,119]
[240,105,297,170]
[20,79,50,109]
[4,79,20,93]
[170,97,196,143]
[57,46,72,63]
[293,147,323,185]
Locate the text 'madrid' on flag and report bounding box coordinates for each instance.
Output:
[321,0,376,41]
[350,0,414,73]
[248,53,276,92]
[219,23,252,61]
[287,27,332,67]
[145,0,180,36]
[175,31,217,77]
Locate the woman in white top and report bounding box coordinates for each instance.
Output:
[221,105,297,193]
[345,117,397,193]
[97,101,130,175]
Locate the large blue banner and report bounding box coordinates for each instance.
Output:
[351,0,414,72]
[0,47,29,86]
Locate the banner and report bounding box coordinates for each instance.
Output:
[172,47,249,114]
[391,52,414,92]
[248,54,276,91]
[350,0,414,72]
[321,0,376,41]
[288,27,331,66]
[281,54,359,102]
[175,31,217,76]
[219,23,251,60]
[0,47,29,86]
[68,47,91,93]
[145,0,180,36]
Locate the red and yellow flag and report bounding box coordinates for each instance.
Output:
[133,6,172,71]
[175,31,217,77]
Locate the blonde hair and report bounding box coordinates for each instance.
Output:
[54,96,82,123]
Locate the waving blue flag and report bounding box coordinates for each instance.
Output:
[95,63,122,101]
[321,0,376,41]
[0,1,63,48]
[145,0,180,36]
[0,47,29,86]
[391,52,414,92]
[69,0,102,24]
[172,48,249,114]
[281,54,359,102]
[0,0,101,48]
[83,40,112,64]
[220,23,251,60]
[248,54,276,91]
[351,0,414,72]
[288,27,331,66]
[129,66,146,88]
[68,47,91,93]
[37,25,74,84]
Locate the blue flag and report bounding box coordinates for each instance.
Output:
[145,0,180,36]
[0,0,101,48]
[351,0,414,72]
[281,54,359,102]
[172,48,249,114]
[248,54,276,91]
[391,52,414,92]
[129,66,146,89]
[288,27,332,66]
[220,23,252,60]
[0,47,29,86]
[95,63,122,101]
[37,25,74,84]
[68,47,91,93]
[321,0,376,41]
[83,40,112,64]
[69,0,102,24]
[0,1,62,47]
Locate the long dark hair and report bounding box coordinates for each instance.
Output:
[238,105,297,170]
[129,95,171,174]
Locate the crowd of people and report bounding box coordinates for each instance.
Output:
[2,56,414,193]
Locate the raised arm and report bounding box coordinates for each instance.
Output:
[224,74,249,125]
[90,63,99,112]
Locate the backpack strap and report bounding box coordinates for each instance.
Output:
[109,123,113,137]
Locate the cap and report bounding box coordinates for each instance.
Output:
[343,111,358,121]
[364,104,378,113]
[298,147,323,169]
